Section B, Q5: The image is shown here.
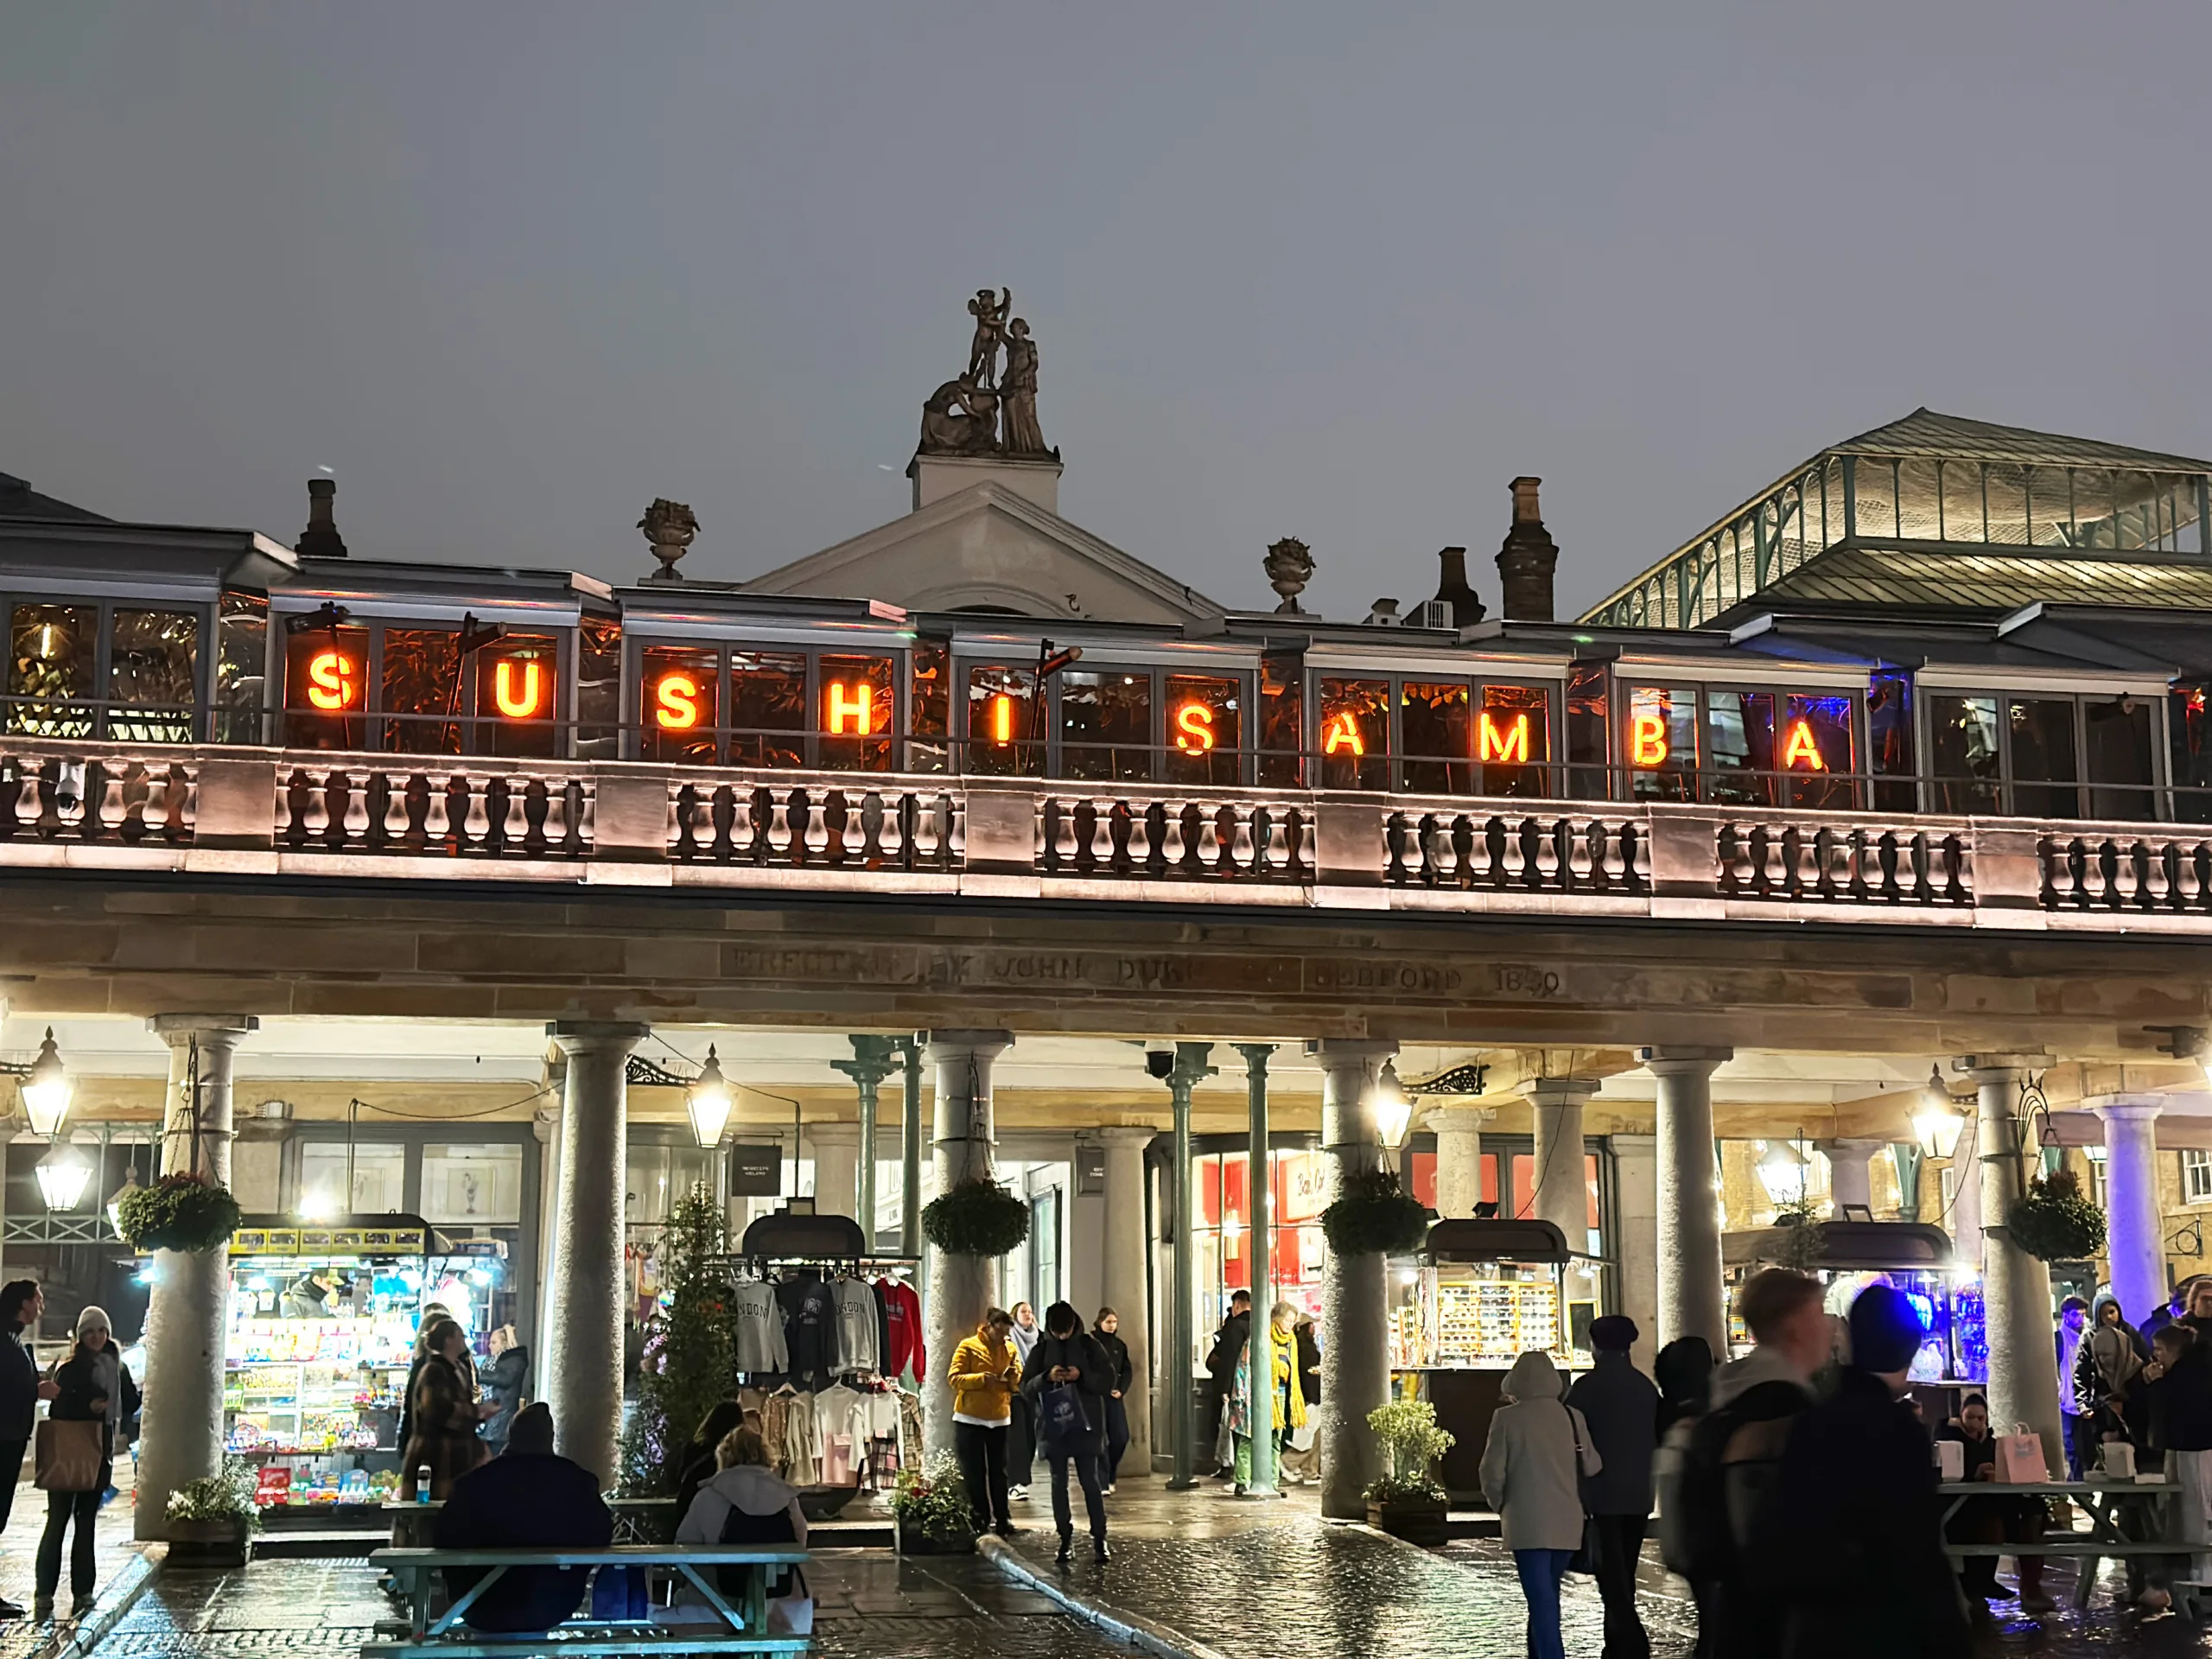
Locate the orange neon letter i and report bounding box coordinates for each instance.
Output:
[991,694,1014,745]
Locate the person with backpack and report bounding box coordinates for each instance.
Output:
[1771,1287,1969,1659]
[674,1424,807,1626]
[1567,1315,1660,1659]
[1651,1337,1717,1656]
[1659,1268,1827,1659]
[1479,1349,1603,1659]
[1020,1301,1114,1563]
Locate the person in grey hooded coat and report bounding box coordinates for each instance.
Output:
[1480,1349,1603,1659]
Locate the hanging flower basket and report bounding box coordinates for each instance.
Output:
[117,1173,244,1254]
[923,1178,1030,1257]
[1321,1169,1429,1257]
[2005,1166,2106,1263]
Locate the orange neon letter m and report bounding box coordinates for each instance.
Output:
[1478,712,1529,764]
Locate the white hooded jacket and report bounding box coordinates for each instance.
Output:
[1477,1350,1603,1553]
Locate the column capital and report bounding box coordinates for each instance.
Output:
[806,1121,861,1147]
[1083,1126,1158,1148]
[1525,1077,1602,1111]
[1610,1132,1657,1154]
[148,1014,259,1049]
[1306,1039,1400,1065]
[545,1020,650,1057]
[1955,1052,2048,1084]
[1639,1046,1732,1077]
[2088,1096,2167,1122]
[1816,1137,1891,1156]
[1423,1107,1492,1135]
[925,1028,1014,1057]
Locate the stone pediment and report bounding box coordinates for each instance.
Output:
[741,480,1228,625]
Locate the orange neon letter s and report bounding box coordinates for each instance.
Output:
[307,650,355,711]
[1782,718,1826,771]
[1175,702,1216,753]
[655,672,701,731]
[1478,712,1529,764]
[827,682,873,736]
[1630,713,1669,766]
[493,659,544,718]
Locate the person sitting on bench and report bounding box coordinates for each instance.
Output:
[433,1402,613,1633]
[673,1425,807,1620]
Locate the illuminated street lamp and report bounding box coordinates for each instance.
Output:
[34,1141,92,1213]
[1371,1059,1414,1165]
[1757,1140,1809,1208]
[17,1029,71,1138]
[687,1046,734,1148]
[106,1166,143,1239]
[1913,1065,1967,1161]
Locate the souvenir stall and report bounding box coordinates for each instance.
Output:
[222,1215,439,1524]
[1391,1219,1606,1504]
[1721,1220,1974,1414]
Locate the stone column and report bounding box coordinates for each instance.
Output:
[1945,1110,1982,1251]
[1312,1038,1398,1520]
[833,1036,898,1247]
[808,1123,860,1222]
[1091,1127,1154,1477]
[1818,1138,1888,1215]
[922,1030,1012,1458]
[137,1014,257,1541]
[1966,1054,2063,1478]
[897,1037,925,1260]
[543,1021,648,1487]
[1427,1108,1491,1219]
[1611,1134,1660,1374]
[2090,1097,2168,1328]
[1529,1078,1599,1248]
[1237,1044,1278,1498]
[1643,1046,1732,1354]
[1163,1043,1215,1490]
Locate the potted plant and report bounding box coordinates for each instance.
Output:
[1365,1397,1454,1547]
[115,1173,244,1255]
[167,1459,259,1567]
[922,1178,1030,1257]
[890,1453,976,1555]
[1322,1169,1429,1257]
[2005,1166,2107,1263]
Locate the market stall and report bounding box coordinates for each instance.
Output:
[1391,1218,1606,1503]
[223,1215,442,1524]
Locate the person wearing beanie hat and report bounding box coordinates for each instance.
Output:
[37,1306,137,1618]
[1567,1313,1660,1659]
[1770,1287,1970,1657]
[433,1403,612,1633]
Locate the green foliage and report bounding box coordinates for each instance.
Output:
[1322,1168,1429,1257]
[1366,1396,1454,1504]
[922,1178,1030,1257]
[168,1458,261,1533]
[118,1173,243,1254]
[890,1452,976,1544]
[1773,1199,1825,1273]
[2006,1166,2107,1263]
[618,1185,734,1497]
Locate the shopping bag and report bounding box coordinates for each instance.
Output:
[1934,1438,1964,1480]
[768,1566,814,1637]
[1994,1425,2047,1484]
[1288,1421,1317,1453]
[1039,1383,1084,1449]
[35,1419,103,1493]
[589,1564,649,1622]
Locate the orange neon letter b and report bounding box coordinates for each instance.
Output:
[1631,713,1669,766]
[655,672,701,731]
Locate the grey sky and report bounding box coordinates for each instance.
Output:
[6,3,2209,620]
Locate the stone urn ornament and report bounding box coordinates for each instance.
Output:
[639,499,700,582]
[1264,537,1315,613]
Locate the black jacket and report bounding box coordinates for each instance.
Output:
[0,1326,40,1441]
[1294,1321,1322,1404]
[776,1272,836,1391]
[1567,1351,1660,1516]
[1205,1312,1249,1387]
[479,1346,530,1447]
[435,1450,614,1633]
[1021,1328,1112,1446]
[2149,1342,2212,1452]
[1773,1370,1969,1659]
[51,1344,138,1462]
[1094,1330,1134,1396]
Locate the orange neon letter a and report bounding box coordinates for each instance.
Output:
[1783,718,1825,771]
[828,681,873,736]
[1322,714,1365,757]
[1478,711,1529,764]
[493,659,544,718]
[1631,713,1669,766]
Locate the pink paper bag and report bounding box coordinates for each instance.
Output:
[1994,1425,2046,1484]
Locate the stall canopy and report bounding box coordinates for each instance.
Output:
[1722,1219,1954,1272]
[1424,1217,1572,1264]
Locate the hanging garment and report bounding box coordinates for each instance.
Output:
[761,1390,793,1478]
[830,1278,880,1376]
[872,1281,892,1378]
[815,1382,873,1481]
[779,1272,836,1391]
[780,1391,820,1486]
[896,1389,925,1474]
[878,1279,925,1386]
[731,1281,790,1377]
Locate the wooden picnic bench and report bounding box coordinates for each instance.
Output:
[365,1545,810,1659]
[1936,1479,2190,1612]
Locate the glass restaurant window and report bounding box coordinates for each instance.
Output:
[215,591,269,746]
[575,613,623,760]
[1929,696,2001,814]
[1256,657,1302,788]
[1626,685,1697,801]
[1400,681,1471,794]
[1319,677,1388,791]
[2084,695,2155,821]
[2173,685,2212,824]
[380,627,462,754]
[1166,673,1241,787]
[107,609,199,744]
[818,653,893,772]
[1060,670,1153,782]
[6,603,95,738]
[1478,683,1550,798]
[728,650,805,768]
[909,642,950,774]
[2008,698,2080,817]
[1705,690,1776,806]
[643,644,718,764]
[965,664,1039,777]
[282,621,371,750]
[1783,691,1858,810]
[1867,671,1915,813]
[1566,664,1608,800]
[477,633,559,759]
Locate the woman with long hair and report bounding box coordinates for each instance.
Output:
[36,1306,137,1619]
[400,1317,484,1500]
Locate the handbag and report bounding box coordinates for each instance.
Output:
[1561,1401,1602,1576]
[35,1418,104,1493]
[1039,1382,1084,1450]
[1994,1423,2048,1484]
[767,1565,814,1637]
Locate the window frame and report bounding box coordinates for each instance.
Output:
[3,592,218,743]
[1913,684,2170,821]
[1307,668,1567,799]
[272,612,578,758]
[1618,679,1866,809]
[626,635,910,771]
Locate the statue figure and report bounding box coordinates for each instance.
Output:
[918,376,1001,457]
[999,318,1049,457]
[967,288,1012,387]
[1264,537,1315,613]
[638,499,700,582]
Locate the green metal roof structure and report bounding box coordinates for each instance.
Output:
[1581,409,2212,630]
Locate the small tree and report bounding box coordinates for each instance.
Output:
[1366,1397,1454,1503]
[619,1185,734,1495]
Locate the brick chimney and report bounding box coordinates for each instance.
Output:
[296,476,348,559]
[1495,476,1557,621]
[1431,545,1485,627]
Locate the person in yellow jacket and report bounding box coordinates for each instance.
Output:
[947,1308,1021,1536]
[1227,1300,1308,1492]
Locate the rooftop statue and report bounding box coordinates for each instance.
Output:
[919,289,1056,461]
[1264,537,1315,613]
[966,288,1011,389]
[918,376,1002,458]
[999,319,1049,458]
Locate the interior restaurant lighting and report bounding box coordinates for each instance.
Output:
[16,1028,71,1138]
[1913,1065,1968,1160]
[34,1141,92,1213]
[1371,1058,1414,1158]
[686,1046,734,1148]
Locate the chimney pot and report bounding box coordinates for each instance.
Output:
[296,476,348,559]
[1510,476,1543,524]
[1495,476,1558,622]
[1432,544,1485,627]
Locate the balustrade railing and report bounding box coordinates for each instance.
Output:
[2040,828,2212,913]
[670,779,963,870]
[275,762,592,858]
[1385,802,1648,894]
[0,746,197,845]
[1035,794,1305,880]
[1715,817,1972,906]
